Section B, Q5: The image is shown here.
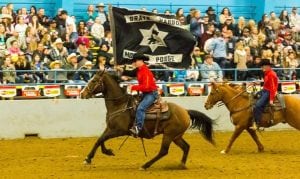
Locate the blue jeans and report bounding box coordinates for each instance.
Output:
[136,91,158,130]
[253,90,270,124]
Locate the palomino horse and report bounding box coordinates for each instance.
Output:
[80,71,215,169]
[204,82,300,154]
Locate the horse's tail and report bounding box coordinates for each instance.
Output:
[187,109,215,145]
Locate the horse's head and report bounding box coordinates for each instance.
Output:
[204,82,224,110]
[80,70,104,99]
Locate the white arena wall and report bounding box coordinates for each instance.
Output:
[0,97,293,139]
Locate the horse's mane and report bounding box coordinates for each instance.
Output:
[226,83,249,98]
[103,72,127,94]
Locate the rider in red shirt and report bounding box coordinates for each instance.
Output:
[129,53,158,136]
[252,58,278,130]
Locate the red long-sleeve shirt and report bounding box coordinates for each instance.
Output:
[131,64,157,92]
[263,69,278,102]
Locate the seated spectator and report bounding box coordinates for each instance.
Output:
[173,69,187,82]
[77,20,89,37]
[219,7,235,25]
[49,38,68,64]
[47,60,68,83]
[74,61,94,83]
[192,46,203,67]
[8,40,22,63]
[48,20,59,42]
[93,52,111,71]
[1,14,14,37]
[186,57,200,81]
[247,56,263,81]
[175,8,186,25]
[82,4,97,29]
[200,55,223,82]
[91,17,105,46]
[25,26,40,55]
[205,6,217,24]
[1,53,16,83]
[31,53,46,83]
[234,16,246,37]
[64,53,78,80]
[76,38,93,68]
[14,53,34,83]
[286,50,298,79]
[0,22,7,61]
[6,31,27,51]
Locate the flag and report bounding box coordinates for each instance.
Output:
[109,6,196,68]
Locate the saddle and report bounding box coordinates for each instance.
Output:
[252,93,286,125]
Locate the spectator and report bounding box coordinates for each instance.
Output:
[53,8,66,39]
[83,4,97,29]
[14,16,28,49]
[206,30,228,69]
[186,57,200,81]
[220,17,234,36]
[76,39,93,68]
[28,15,43,34]
[93,52,111,71]
[74,61,94,82]
[6,3,17,22]
[29,6,37,17]
[64,53,78,80]
[269,11,280,30]
[33,42,50,64]
[192,46,203,66]
[173,69,187,82]
[97,43,112,66]
[234,16,246,37]
[37,8,49,27]
[279,9,290,28]
[91,17,105,46]
[186,8,196,25]
[175,8,186,25]
[258,14,268,33]
[219,7,235,25]
[48,20,59,42]
[205,6,217,24]
[49,38,68,64]
[200,54,223,82]
[96,3,110,31]
[1,14,14,37]
[14,53,34,83]
[164,10,171,16]
[1,53,16,83]
[0,22,6,61]
[20,7,30,24]
[77,20,89,37]
[247,19,257,32]
[190,10,203,43]
[151,8,158,14]
[247,56,263,80]
[60,10,78,43]
[290,7,299,29]
[31,53,46,83]
[40,32,52,49]
[25,26,40,54]
[234,41,248,80]
[8,40,22,63]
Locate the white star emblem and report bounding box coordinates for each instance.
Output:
[139,24,168,52]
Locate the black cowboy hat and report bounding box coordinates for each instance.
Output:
[206,6,215,12]
[131,53,149,62]
[260,59,272,66]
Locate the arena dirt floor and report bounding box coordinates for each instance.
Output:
[0,130,299,179]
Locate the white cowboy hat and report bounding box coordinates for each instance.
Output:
[67,53,77,61]
[96,3,106,7]
[50,60,63,69]
[53,38,64,45]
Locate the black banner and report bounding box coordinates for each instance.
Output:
[110,6,196,68]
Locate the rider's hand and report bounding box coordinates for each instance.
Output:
[269,100,275,106]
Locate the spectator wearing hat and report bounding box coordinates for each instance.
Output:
[220,16,234,36]
[48,19,59,41]
[49,38,68,64]
[0,22,7,61]
[219,7,235,25]
[91,16,105,46]
[60,10,78,43]
[206,6,217,24]
[74,61,94,83]
[252,58,278,130]
[76,38,93,68]
[96,3,110,31]
[64,53,79,80]
[83,4,97,29]
[128,53,158,137]
[1,13,14,37]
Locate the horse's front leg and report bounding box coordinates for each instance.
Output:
[84,128,127,164]
[221,125,245,154]
[246,128,264,152]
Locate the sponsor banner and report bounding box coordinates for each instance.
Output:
[0,86,16,98]
[43,85,61,97]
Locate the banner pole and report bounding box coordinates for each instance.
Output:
[108,5,118,67]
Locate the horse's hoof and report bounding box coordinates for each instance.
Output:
[139,167,146,171]
[83,158,91,165]
[220,150,227,154]
[258,148,264,153]
[179,163,187,169]
[103,149,115,156]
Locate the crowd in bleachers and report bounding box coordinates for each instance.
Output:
[0,2,299,87]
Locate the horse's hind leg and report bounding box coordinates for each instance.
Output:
[173,137,190,168]
[85,128,124,164]
[141,134,173,170]
[246,128,264,152]
[221,125,244,154]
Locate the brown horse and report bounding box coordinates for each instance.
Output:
[80,71,215,169]
[204,82,300,154]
